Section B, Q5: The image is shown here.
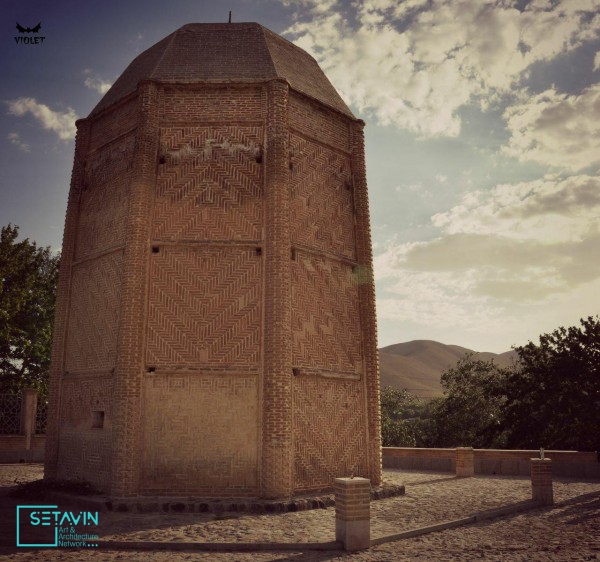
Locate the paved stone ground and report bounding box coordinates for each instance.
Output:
[0,463,598,560]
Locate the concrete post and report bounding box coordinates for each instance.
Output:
[456,447,475,478]
[531,458,553,505]
[335,477,371,551]
[21,389,38,454]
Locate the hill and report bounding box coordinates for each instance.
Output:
[379,340,517,398]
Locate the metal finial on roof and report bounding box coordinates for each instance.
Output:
[228,11,232,23]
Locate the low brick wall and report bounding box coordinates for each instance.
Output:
[0,435,46,463]
[383,448,600,479]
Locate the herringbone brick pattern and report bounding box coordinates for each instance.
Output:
[146,246,262,367]
[65,252,124,372]
[153,126,263,241]
[293,376,368,491]
[76,135,134,258]
[291,251,362,373]
[141,374,258,493]
[290,134,355,259]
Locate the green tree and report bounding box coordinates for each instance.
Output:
[428,355,510,448]
[380,387,421,447]
[503,316,600,451]
[0,224,59,396]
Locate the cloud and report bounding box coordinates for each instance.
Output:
[431,175,600,243]
[285,0,600,138]
[502,85,600,172]
[84,76,112,95]
[595,51,600,71]
[375,172,600,328]
[6,98,77,140]
[7,132,30,152]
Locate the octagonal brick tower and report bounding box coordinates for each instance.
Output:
[45,22,381,499]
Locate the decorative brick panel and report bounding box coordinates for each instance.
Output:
[89,99,137,151]
[75,132,134,259]
[141,374,259,495]
[162,85,266,121]
[289,93,351,152]
[290,133,355,259]
[65,251,124,373]
[292,252,362,373]
[146,246,262,367]
[293,376,368,492]
[153,125,263,241]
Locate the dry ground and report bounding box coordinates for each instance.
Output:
[0,463,598,561]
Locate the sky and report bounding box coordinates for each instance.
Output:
[1,0,599,353]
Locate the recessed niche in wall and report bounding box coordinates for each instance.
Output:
[92,410,105,429]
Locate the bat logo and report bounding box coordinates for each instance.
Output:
[16,22,41,33]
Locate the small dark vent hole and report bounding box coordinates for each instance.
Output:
[289,161,294,171]
[255,247,262,256]
[159,155,166,165]
[255,148,262,164]
[152,246,160,254]
[291,248,297,261]
[292,368,300,376]
[345,180,352,190]
[148,367,156,373]
[92,411,105,429]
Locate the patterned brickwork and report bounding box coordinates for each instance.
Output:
[141,374,258,494]
[291,251,362,373]
[351,123,382,486]
[110,82,161,496]
[57,376,113,489]
[75,134,134,259]
[290,133,355,259]
[261,80,293,499]
[146,246,262,367]
[89,98,137,151]
[64,251,124,373]
[289,93,351,152]
[153,126,263,241]
[293,376,368,492]
[162,85,266,121]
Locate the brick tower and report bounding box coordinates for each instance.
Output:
[45,23,381,499]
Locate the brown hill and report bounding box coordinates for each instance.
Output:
[379,340,518,398]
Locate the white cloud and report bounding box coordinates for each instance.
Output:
[502,85,600,172]
[435,174,447,183]
[7,132,30,152]
[432,175,600,243]
[285,0,600,138]
[84,76,112,95]
[6,98,77,140]
[595,51,600,71]
[374,171,600,339]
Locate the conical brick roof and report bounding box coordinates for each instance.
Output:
[89,23,354,118]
